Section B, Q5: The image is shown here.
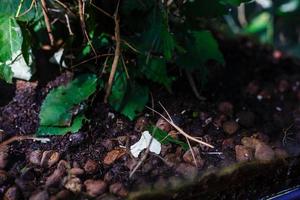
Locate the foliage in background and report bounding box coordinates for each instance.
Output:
[0,0,250,135]
[225,0,300,58]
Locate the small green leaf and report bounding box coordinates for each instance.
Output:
[39,74,98,126]
[36,114,85,136]
[148,125,189,150]
[0,63,13,83]
[109,71,149,120]
[177,30,224,70]
[244,12,271,33]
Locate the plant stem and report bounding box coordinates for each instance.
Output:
[104,1,121,103]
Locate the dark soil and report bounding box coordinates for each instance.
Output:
[1,36,300,200]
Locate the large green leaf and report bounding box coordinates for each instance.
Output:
[0,16,23,62]
[39,74,98,126]
[0,63,13,83]
[0,16,34,82]
[109,71,149,120]
[36,114,85,136]
[177,30,224,70]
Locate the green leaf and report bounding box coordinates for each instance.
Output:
[39,74,98,126]
[148,125,189,150]
[109,71,149,120]
[0,63,13,83]
[244,12,271,33]
[36,114,85,136]
[139,56,173,90]
[0,16,23,62]
[177,30,224,70]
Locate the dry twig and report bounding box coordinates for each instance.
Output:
[0,135,50,148]
[146,104,214,148]
[40,0,55,46]
[78,0,97,59]
[104,0,121,103]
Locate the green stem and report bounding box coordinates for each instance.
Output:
[15,0,25,17]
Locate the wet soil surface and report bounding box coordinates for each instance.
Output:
[1,37,300,200]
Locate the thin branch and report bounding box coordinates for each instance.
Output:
[71,53,114,68]
[41,0,55,46]
[104,0,121,103]
[16,0,25,17]
[90,1,114,19]
[121,54,130,79]
[65,14,74,35]
[0,135,50,147]
[146,105,214,148]
[78,0,97,60]
[17,0,36,18]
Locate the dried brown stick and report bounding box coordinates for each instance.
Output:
[78,0,97,59]
[0,135,50,147]
[146,106,214,148]
[71,53,114,68]
[40,0,54,46]
[104,1,121,103]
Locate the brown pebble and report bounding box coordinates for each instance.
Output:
[29,150,42,166]
[254,143,275,161]
[0,146,9,169]
[182,147,204,168]
[84,159,98,174]
[235,145,254,162]
[241,137,260,149]
[64,177,82,193]
[41,151,60,168]
[175,163,198,179]
[69,168,84,176]
[29,190,49,200]
[223,121,239,135]
[45,168,65,187]
[109,182,128,197]
[84,179,107,197]
[4,186,19,200]
[156,118,172,132]
[134,116,148,132]
[103,149,126,166]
